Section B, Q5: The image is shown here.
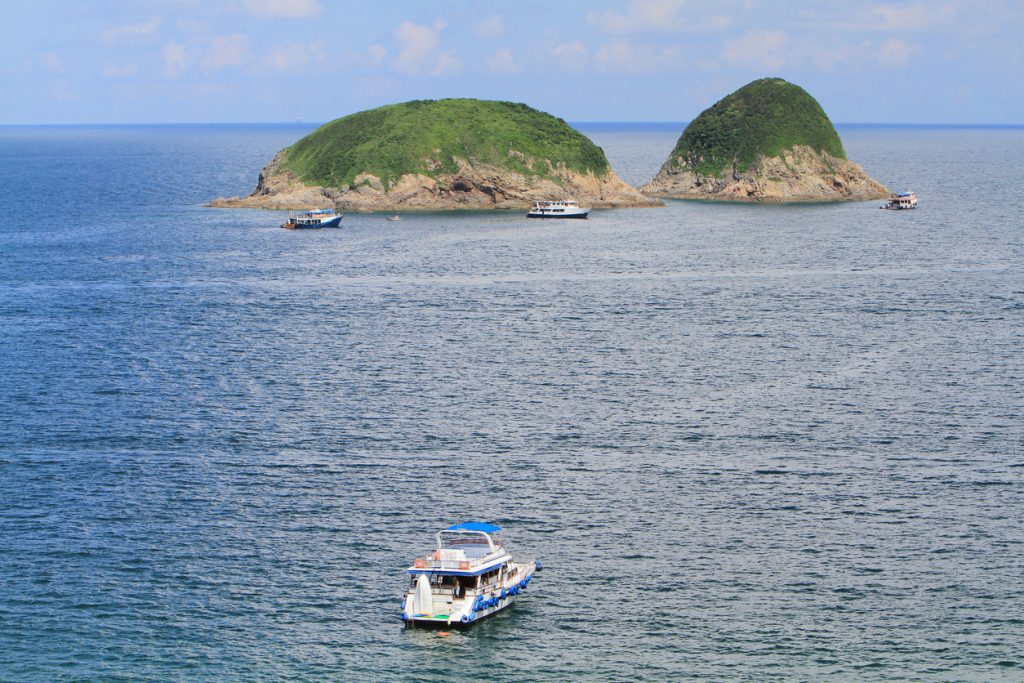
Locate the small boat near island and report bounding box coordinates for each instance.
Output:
[881,191,918,210]
[280,209,343,229]
[386,214,401,221]
[527,200,590,219]
[402,522,540,628]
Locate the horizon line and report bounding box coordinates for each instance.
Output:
[1,121,1022,129]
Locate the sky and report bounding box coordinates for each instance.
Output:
[2,0,1022,125]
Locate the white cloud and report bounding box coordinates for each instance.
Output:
[693,15,733,32]
[264,41,325,70]
[588,0,687,34]
[877,38,918,67]
[486,48,519,74]
[40,52,64,73]
[594,40,683,73]
[51,80,77,101]
[242,0,322,18]
[201,34,250,71]
[393,20,446,75]
[101,16,163,45]
[723,30,787,69]
[802,2,951,33]
[550,41,588,70]
[874,3,930,30]
[6,59,34,78]
[162,42,192,78]
[103,63,138,77]
[177,18,211,34]
[475,16,507,37]
[432,50,462,76]
[368,44,387,64]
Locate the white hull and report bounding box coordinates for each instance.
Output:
[527,200,589,219]
[402,560,538,628]
[527,209,589,219]
[881,191,917,210]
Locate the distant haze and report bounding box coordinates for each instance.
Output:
[1,1,1021,125]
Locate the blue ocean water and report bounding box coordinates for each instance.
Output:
[1,122,1022,681]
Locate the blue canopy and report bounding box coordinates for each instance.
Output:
[447,522,501,533]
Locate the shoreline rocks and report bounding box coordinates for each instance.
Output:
[209,151,660,211]
[209,98,661,212]
[641,78,889,204]
[640,145,889,203]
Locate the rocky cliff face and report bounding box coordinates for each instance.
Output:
[640,145,888,203]
[209,150,659,211]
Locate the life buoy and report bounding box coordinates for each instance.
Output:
[459,560,470,570]
[414,558,425,568]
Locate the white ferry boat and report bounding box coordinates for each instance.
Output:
[402,522,540,628]
[281,209,343,229]
[527,200,590,219]
[880,191,918,210]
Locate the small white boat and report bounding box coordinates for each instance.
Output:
[402,522,540,628]
[881,191,918,210]
[281,209,343,229]
[386,214,402,221]
[527,200,589,219]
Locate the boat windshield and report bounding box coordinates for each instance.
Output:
[437,530,501,555]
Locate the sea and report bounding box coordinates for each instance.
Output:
[0,122,1022,682]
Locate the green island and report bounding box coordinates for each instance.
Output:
[668,78,846,177]
[641,77,887,202]
[211,98,655,210]
[282,98,609,188]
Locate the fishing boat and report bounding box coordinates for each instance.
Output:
[280,209,343,229]
[880,191,918,210]
[402,522,540,628]
[526,200,590,219]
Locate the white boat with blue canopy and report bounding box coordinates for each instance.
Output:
[526,199,590,219]
[402,522,540,628]
[281,209,343,229]
[880,191,918,210]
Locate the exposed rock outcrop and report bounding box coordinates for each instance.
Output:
[209,150,658,210]
[641,145,888,203]
[209,98,660,211]
[641,78,888,203]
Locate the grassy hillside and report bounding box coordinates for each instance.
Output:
[667,78,846,176]
[281,99,610,188]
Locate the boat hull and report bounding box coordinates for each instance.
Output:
[526,212,589,219]
[402,562,538,629]
[403,595,516,629]
[281,215,343,229]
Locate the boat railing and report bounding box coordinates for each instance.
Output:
[412,554,491,571]
[412,545,510,571]
[287,210,336,220]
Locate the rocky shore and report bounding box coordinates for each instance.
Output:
[640,145,889,203]
[209,151,659,210]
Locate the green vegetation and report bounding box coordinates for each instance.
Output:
[667,78,846,176]
[281,99,610,188]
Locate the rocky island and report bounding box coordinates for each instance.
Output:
[211,98,658,211]
[641,78,888,202]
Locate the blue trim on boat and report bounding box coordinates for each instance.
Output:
[447,522,501,533]
[407,557,510,577]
